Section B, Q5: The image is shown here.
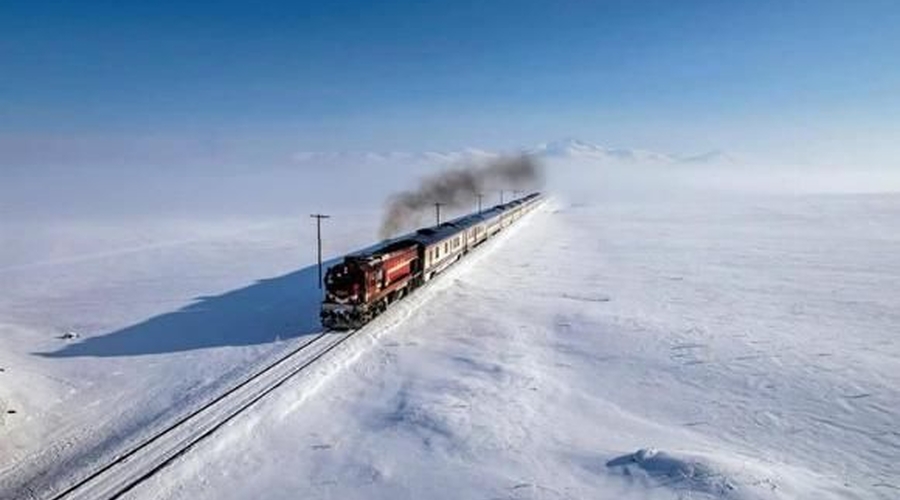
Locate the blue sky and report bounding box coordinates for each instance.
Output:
[2,0,899,167]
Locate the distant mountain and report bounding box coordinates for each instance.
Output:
[291,148,498,166]
[526,139,678,163]
[291,139,734,167]
[677,150,737,165]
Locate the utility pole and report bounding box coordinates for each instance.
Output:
[434,202,444,225]
[499,190,505,204]
[310,214,330,289]
[476,193,484,214]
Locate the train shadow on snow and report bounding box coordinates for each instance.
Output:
[39,257,341,358]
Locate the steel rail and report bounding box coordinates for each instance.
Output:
[48,329,349,500]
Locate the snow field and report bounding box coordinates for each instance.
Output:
[2,191,898,499]
[130,195,899,499]
[0,212,379,496]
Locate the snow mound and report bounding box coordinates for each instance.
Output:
[606,448,775,499]
[375,383,466,452]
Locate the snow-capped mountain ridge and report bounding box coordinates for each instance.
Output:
[526,139,679,163]
[292,139,733,166]
[678,149,737,165]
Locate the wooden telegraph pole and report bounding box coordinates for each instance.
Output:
[310,214,330,289]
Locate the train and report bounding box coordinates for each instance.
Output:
[320,192,543,329]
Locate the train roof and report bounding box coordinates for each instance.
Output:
[347,192,541,256]
[411,192,540,245]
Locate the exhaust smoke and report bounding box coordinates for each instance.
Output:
[379,154,543,238]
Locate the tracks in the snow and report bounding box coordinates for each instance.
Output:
[48,328,358,500]
[40,200,547,500]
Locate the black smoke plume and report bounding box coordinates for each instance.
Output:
[379,154,543,238]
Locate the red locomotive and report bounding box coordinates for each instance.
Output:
[321,193,542,329]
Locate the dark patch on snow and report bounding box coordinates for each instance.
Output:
[671,343,707,350]
[341,460,385,485]
[503,481,571,499]
[732,354,767,361]
[554,342,617,364]
[606,448,739,498]
[561,292,611,303]
[451,355,505,379]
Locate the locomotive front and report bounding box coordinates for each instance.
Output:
[320,241,421,330]
[321,259,367,329]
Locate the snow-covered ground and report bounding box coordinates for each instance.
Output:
[2,154,899,499]
[0,211,380,495]
[141,195,900,498]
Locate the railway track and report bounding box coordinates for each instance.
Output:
[38,198,546,500]
[47,328,358,500]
